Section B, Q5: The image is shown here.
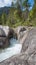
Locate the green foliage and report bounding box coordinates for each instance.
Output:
[1,13,7,25]
[0,15,2,25]
[23,0,30,8]
[0,0,36,27]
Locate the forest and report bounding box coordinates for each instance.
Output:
[0,0,36,27]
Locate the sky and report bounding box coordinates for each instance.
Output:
[0,0,34,8]
[29,0,34,10]
[0,0,16,7]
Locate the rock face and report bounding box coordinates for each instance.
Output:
[21,28,36,65]
[0,25,17,48]
[0,28,6,37]
[0,27,36,65]
[0,25,9,36]
[0,37,9,48]
[0,26,11,48]
[8,28,17,39]
[15,26,26,40]
[0,25,10,48]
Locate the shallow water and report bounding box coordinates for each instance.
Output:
[0,38,22,62]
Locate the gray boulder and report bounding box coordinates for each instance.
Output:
[0,28,6,37]
[0,37,9,48]
[0,26,9,48]
[15,26,26,40]
[0,26,17,48]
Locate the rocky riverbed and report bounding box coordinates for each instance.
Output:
[0,26,36,65]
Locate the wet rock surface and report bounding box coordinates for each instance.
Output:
[0,37,9,48]
[0,27,36,65]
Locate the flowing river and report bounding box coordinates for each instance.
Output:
[0,38,22,62]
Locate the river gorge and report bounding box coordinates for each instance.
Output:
[0,26,27,63]
[0,26,36,65]
[0,38,22,62]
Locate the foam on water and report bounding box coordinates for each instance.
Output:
[0,38,22,62]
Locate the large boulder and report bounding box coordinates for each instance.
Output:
[0,28,6,37]
[0,25,9,36]
[15,26,27,40]
[8,28,17,40]
[0,25,9,48]
[0,37,9,48]
[0,25,17,48]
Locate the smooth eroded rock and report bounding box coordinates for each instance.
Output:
[15,26,26,40]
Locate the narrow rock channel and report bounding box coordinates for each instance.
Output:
[0,26,27,64]
[0,38,22,62]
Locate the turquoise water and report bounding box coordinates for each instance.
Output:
[0,38,22,62]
